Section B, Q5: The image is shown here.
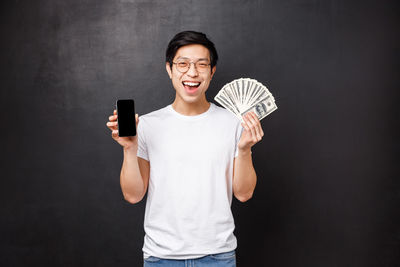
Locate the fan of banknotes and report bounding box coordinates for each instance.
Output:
[214,78,278,122]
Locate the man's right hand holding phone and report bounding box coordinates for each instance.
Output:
[107,108,149,204]
[106,109,139,150]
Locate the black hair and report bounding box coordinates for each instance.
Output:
[166,31,218,70]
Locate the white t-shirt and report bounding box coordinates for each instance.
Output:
[137,102,243,260]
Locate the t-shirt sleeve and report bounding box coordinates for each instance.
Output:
[234,120,244,158]
[136,117,149,161]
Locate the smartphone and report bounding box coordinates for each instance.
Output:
[116,99,136,137]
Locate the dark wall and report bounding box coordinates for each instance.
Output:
[1,0,398,266]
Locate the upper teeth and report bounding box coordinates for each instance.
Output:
[183,82,200,86]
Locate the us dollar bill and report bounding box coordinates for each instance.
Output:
[240,95,278,121]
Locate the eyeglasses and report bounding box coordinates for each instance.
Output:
[172,60,211,73]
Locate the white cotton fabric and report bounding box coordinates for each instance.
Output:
[137,102,243,260]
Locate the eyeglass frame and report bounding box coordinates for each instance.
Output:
[171,59,212,73]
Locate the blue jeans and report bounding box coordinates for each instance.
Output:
[143,250,236,267]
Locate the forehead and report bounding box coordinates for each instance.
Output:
[174,44,210,61]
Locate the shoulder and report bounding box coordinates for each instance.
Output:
[210,103,243,141]
[139,105,171,123]
[137,105,172,135]
[211,102,240,125]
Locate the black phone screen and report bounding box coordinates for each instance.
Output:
[116,99,136,137]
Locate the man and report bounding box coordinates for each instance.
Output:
[106,31,264,267]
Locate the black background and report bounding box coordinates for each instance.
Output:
[1,0,399,266]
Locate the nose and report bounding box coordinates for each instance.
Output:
[186,62,199,77]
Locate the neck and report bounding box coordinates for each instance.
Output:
[171,97,210,116]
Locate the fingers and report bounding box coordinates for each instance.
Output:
[242,112,263,143]
[248,112,264,139]
[111,129,119,138]
[106,109,118,131]
[109,109,117,121]
[247,115,258,143]
[135,113,139,126]
[106,121,118,130]
[242,113,257,143]
[110,109,120,139]
[107,110,140,137]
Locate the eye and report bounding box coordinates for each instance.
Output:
[177,62,189,68]
[197,63,209,68]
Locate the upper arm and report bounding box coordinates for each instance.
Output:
[232,156,253,202]
[138,157,150,197]
[233,157,236,177]
[232,157,239,201]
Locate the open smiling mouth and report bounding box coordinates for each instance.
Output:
[182,81,201,94]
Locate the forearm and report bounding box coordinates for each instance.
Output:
[120,146,145,203]
[233,149,257,202]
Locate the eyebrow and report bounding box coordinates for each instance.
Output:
[176,57,210,61]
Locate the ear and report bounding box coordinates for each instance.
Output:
[210,66,217,79]
[166,62,172,79]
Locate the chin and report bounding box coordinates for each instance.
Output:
[178,93,202,104]
[182,96,200,104]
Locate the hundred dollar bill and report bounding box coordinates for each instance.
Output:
[215,93,240,117]
[240,95,278,121]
